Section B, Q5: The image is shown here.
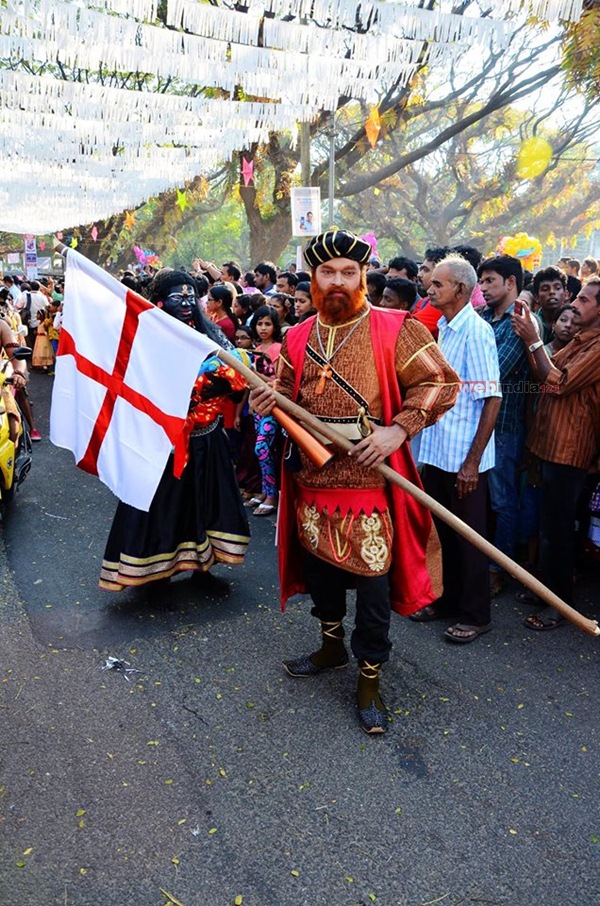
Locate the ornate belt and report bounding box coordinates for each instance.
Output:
[314,415,381,442]
[190,416,222,437]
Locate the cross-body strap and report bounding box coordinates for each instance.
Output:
[305,343,372,412]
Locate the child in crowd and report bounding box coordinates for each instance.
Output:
[233,325,262,501]
[543,304,575,356]
[47,300,62,372]
[268,293,296,333]
[294,281,316,321]
[232,294,254,326]
[247,305,282,516]
[31,308,54,372]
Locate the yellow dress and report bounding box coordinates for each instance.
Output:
[31,321,54,368]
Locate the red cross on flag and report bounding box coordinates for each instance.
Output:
[50,249,219,511]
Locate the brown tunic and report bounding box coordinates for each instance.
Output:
[277,309,459,574]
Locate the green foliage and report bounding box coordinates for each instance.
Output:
[162,197,249,268]
[562,4,600,101]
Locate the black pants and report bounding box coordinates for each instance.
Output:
[422,464,490,627]
[304,552,392,663]
[539,460,587,606]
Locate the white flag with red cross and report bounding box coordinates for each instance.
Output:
[50,249,219,511]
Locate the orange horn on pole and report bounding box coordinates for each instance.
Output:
[272,405,334,469]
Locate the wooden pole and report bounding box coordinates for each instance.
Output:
[217,347,600,638]
[53,239,597,637]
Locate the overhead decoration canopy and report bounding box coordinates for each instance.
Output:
[0,0,584,234]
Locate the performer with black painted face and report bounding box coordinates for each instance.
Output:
[100,270,250,596]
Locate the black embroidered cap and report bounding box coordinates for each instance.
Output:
[304,228,372,269]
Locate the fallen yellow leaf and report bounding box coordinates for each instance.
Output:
[160,888,186,906]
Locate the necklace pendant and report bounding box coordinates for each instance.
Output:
[315,364,333,395]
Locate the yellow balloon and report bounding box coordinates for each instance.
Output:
[516,137,552,179]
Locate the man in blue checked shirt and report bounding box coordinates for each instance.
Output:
[411,254,502,643]
[478,255,529,598]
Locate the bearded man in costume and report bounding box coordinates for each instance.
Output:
[100,270,250,596]
[251,229,460,734]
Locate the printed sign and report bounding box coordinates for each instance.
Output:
[24,235,38,280]
[291,187,321,237]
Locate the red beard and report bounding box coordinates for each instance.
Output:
[311,277,368,324]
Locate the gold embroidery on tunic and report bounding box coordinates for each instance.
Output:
[327,512,355,563]
[301,503,320,549]
[360,513,389,572]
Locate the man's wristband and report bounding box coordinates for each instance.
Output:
[528,339,544,353]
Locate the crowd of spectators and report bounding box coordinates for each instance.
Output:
[2,243,598,633]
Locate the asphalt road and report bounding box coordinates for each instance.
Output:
[0,372,598,906]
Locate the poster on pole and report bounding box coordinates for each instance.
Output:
[24,235,38,280]
[291,187,321,237]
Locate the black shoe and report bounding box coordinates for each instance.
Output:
[357,699,389,735]
[190,570,230,596]
[282,650,349,677]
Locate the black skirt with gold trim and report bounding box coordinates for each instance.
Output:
[99,427,250,591]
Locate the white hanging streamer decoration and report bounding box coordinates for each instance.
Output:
[0,1,426,106]
[169,0,511,46]
[76,0,158,20]
[0,0,584,233]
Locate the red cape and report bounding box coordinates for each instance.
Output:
[277,308,440,616]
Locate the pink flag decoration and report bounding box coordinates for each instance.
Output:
[91,226,99,242]
[50,249,220,510]
[242,157,254,187]
[359,231,378,259]
[39,241,46,251]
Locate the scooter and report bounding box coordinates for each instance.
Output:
[0,347,33,520]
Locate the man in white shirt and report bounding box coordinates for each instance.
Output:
[3,275,21,305]
[411,254,502,643]
[16,281,47,346]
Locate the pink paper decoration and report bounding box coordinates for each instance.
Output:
[359,231,378,259]
[242,157,254,187]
